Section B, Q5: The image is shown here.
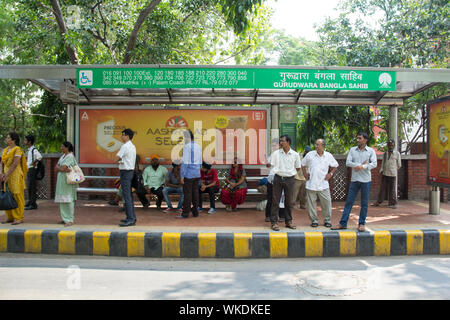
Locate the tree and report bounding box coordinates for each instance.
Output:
[297,105,375,154]
[0,0,271,151]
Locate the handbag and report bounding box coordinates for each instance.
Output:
[0,183,18,210]
[66,164,86,184]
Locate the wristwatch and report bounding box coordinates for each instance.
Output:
[329,172,333,176]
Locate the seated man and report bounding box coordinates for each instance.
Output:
[162,161,184,213]
[142,155,167,210]
[199,162,220,214]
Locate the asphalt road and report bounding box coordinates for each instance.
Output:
[0,254,449,300]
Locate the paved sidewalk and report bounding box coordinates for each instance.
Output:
[1,199,449,233]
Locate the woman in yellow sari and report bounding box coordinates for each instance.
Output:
[1,132,28,225]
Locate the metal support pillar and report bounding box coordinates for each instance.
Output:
[389,105,398,146]
[429,186,440,215]
[66,104,75,143]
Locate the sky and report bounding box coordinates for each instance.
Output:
[267,0,342,41]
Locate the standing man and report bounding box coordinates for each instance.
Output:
[332,132,377,232]
[372,139,401,209]
[292,145,312,209]
[302,139,338,228]
[24,135,42,210]
[179,130,202,218]
[115,129,137,227]
[143,154,167,210]
[269,135,301,231]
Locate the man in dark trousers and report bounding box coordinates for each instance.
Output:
[372,139,401,209]
[269,135,302,231]
[115,128,137,227]
[24,135,42,210]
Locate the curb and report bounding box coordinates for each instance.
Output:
[0,228,449,258]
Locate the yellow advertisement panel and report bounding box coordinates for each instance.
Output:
[77,107,268,165]
[428,97,450,187]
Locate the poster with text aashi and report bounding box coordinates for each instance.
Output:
[78,108,268,165]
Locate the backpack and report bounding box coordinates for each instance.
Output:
[32,147,45,180]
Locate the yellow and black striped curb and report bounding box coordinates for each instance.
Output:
[0,229,449,258]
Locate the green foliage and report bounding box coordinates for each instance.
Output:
[30,91,67,153]
[316,0,449,68]
[297,105,375,154]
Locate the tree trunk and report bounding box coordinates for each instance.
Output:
[122,0,162,64]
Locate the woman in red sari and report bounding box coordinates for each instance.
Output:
[220,158,247,211]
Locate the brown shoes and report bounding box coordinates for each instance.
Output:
[331,224,347,230]
[357,224,366,232]
[271,223,280,231]
[285,223,296,229]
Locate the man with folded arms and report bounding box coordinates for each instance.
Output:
[302,139,338,228]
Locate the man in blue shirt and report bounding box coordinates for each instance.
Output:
[178,130,202,218]
[332,132,377,232]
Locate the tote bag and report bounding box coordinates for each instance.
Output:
[0,183,18,211]
[66,164,86,185]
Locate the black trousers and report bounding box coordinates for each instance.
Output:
[376,175,397,206]
[148,186,164,207]
[265,182,285,219]
[26,168,38,208]
[271,175,295,224]
[199,185,219,209]
[182,178,200,217]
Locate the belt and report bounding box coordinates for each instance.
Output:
[275,174,295,180]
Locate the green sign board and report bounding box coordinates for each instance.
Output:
[77,67,396,91]
[280,123,297,149]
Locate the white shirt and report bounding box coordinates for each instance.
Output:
[302,150,339,191]
[346,146,377,183]
[270,148,301,177]
[26,146,43,169]
[116,140,136,170]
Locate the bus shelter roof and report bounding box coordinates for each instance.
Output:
[1,64,449,106]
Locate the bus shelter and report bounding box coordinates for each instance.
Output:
[1,64,449,212]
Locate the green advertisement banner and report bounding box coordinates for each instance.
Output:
[77,67,396,91]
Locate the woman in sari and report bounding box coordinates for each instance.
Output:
[220,157,247,211]
[0,132,28,225]
[54,141,77,227]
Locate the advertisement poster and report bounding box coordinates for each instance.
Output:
[428,96,450,187]
[76,107,268,166]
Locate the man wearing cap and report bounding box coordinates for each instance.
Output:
[143,154,168,210]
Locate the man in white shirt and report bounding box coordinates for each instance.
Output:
[115,129,137,227]
[269,135,301,231]
[302,139,338,228]
[24,135,42,210]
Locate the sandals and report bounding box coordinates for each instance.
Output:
[357,224,366,232]
[11,220,23,225]
[311,222,319,228]
[324,222,332,228]
[285,223,296,230]
[271,223,280,231]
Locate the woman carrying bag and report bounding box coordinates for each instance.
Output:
[0,132,28,225]
[54,141,78,227]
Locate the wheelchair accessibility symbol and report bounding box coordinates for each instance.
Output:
[79,70,93,86]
